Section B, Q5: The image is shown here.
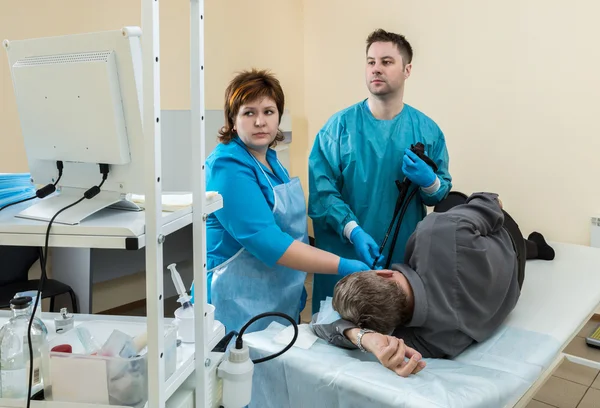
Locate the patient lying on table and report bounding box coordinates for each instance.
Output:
[311,192,555,376]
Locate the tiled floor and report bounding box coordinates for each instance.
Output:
[300,273,313,324]
[524,317,600,408]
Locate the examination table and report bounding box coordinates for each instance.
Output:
[244,242,600,408]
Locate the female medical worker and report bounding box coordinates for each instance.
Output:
[197,69,370,334]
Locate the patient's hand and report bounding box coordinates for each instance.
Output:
[347,329,426,377]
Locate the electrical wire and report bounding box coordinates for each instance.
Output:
[0,161,64,213]
[26,165,108,407]
[235,312,298,364]
[384,186,419,269]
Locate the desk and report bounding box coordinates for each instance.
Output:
[0,194,222,313]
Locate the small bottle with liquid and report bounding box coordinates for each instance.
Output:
[0,296,49,398]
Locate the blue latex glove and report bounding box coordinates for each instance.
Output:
[350,226,381,267]
[338,257,371,277]
[190,282,195,304]
[402,148,436,188]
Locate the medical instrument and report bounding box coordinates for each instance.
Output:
[74,326,101,355]
[374,142,439,269]
[53,307,74,334]
[98,329,148,358]
[168,263,193,310]
[402,148,437,188]
[216,311,299,408]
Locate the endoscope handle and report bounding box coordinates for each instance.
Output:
[410,143,438,173]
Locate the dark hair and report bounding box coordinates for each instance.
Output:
[332,272,410,334]
[218,69,285,147]
[366,29,413,68]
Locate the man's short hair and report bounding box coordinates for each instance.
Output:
[366,29,413,68]
[332,272,410,334]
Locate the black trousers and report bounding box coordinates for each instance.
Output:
[434,192,527,289]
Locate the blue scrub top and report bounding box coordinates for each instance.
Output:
[308,100,452,312]
[205,137,295,301]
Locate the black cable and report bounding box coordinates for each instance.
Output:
[0,161,64,213]
[26,164,108,407]
[375,143,439,269]
[26,196,84,407]
[235,312,298,364]
[212,330,238,353]
[0,195,37,212]
[373,179,411,269]
[385,186,419,270]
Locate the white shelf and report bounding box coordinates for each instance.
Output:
[165,322,225,401]
[0,313,225,408]
[0,193,222,250]
[0,401,120,408]
[167,345,196,401]
[205,193,223,215]
[0,1,212,406]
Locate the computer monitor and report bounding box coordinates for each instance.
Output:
[3,27,146,225]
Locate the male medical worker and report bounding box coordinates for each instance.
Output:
[308,29,452,312]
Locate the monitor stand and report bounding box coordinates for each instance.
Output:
[16,187,142,225]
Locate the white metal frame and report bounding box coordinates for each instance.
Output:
[0,1,209,405]
[190,0,209,406]
[142,0,208,407]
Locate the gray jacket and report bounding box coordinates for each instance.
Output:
[311,192,521,358]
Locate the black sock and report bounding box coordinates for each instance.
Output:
[527,232,555,260]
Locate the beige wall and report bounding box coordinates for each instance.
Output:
[204,0,307,192]
[1,0,305,174]
[0,0,304,310]
[304,0,600,245]
[2,1,599,310]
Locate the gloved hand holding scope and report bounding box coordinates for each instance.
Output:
[376,143,441,270]
[402,146,437,188]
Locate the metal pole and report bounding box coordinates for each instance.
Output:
[142,0,165,406]
[190,0,208,406]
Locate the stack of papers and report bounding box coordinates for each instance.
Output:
[0,173,36,208]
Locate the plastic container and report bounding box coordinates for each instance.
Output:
[46,320,176,407]
[174,303,216,344]
[174,307,194,343]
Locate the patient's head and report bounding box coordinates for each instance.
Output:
[332,270,412,334]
